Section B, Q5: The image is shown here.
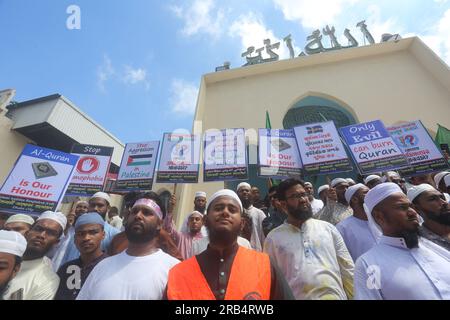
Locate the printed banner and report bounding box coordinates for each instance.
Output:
[0,144,79,215]
[203,128,248,182]
[294,121,353,175]
[66,144,114,196]
[258,129,303,178]
[340,120,409,175]
[388,120,449,176]
[115,141,160,191]
[156,133,201,183]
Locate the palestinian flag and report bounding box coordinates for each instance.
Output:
[127,154,153,166]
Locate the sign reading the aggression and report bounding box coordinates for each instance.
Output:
[66,144,113,196]
[258,129,303,178]
[116,141,160,191]
[0,144,79,215]
[203,128,248,182]
[388,120,449,176]
[156,132,201,183]
[294,121,353,175]
[340,120,409,175]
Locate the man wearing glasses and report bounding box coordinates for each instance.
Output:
[264,179,354,300]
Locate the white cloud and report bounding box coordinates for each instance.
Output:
[97,55,115,92]
[170,79,199,115]
[123,66,150,90]
[170,0,225,38]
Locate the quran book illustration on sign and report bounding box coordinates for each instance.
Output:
[127,154,152,166]
[270,138,292,152]
[31,162,58,179]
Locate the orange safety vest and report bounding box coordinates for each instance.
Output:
[167,246,271,300]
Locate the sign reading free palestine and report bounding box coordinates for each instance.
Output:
[0,144,79,215]
[116,141,160,192]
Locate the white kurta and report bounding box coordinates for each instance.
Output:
[264,219,354,300]
[336,216,377,262]
[4,257,60,300]
[246,206,266,252]
[354,236,450,300]
[76,249,179,300]
[310,198,324,215]
[191,236,252,256]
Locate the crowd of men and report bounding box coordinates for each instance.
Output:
[0,170,449,300]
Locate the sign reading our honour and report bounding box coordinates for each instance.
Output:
[156,133,201,183]
[203,128,248,182]
[294,121,353,175]
[0,144,79,215]
[115,141,160,191]
[340,120,409,175]
[258,129,303,178]
[388,120,449,176]
[66,144,114,196]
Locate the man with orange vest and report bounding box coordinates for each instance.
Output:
[167,189,293,300]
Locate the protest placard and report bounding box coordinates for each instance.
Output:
[156,133,201,183]
[0,144,79,215]
[340,120,408,175]
[294,121,353,175]
[203,128,248,182]
[258,129,302,178]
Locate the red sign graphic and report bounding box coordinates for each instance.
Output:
[76,157,100,174]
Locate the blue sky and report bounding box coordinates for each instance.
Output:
[1,0,449,143]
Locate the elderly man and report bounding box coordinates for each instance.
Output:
[236,182,266,251]
[336,184,377,261]
[304,182,324,215]
[408,184,450,251]
[0,230,27,300]
[264,178,354,300]
[316,178,353,225]
[4,214,35,236]
[55,213,107,300]
[180,191,208,236]
[3,211,66,300]
[364,175,382,189]
[354,183,450,300]
[167,189,294,300]
[77,197,179,300]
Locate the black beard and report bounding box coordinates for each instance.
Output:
[23,246,47,260]
[241,198,252,209]
[125,224,160,244]
[426,210,450,227]
[287,204,313,221]
[194,206,206,214]
[0,272,14,298]
[207,225,241,247]
[401,230,419,249]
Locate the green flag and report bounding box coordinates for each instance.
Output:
[265,110,272,129]
[436,124,450,146]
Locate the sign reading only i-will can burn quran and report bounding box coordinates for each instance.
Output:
[116,141,160,191]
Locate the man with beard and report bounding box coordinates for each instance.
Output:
[167,189,294,300]
[4,214,35,236]
[55,213,107,300]
[236,183,266,251]
[304,182,323,215]
[316,178,353,225]
[0,230,26,300]
[3,212,66,300]
[408,184,450,251]
[433,171,450,202]
[264,179,354,300]
[77,197,179,299]
[364,175,382,189]
[180,192,208,236]
[251,186,266,210]
[336,184,377,261]
[354,183,450,300]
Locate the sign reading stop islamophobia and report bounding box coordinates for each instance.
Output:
[66,144,114,196]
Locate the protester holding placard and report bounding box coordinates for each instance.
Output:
[316,178,353,226]
[304,182,324,215]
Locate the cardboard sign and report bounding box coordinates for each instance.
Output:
[388,120,449,176]
[0,144,79,215]
[258,129,303,178]
[115,141,160,191]
[294,121,353,175]
[156,133,201,183]
[203,128,248,182]
[66,144,114,196]
[340,120,409,175]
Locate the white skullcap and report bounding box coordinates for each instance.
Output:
[5,214,35,226]
[330,178,347,188]
[381,171,401,182]
[91,192,111,204]
[188,211,204,218]
[37,211,67,232]
[346,178,356,184]
[236,182,251,191]
[345,183,366,204]
[195,191,207,198]
[0,230,27,257]
[445,175,450,188]
[434,171,449,187]
[364,175,381,185]
[304,182,313,187]
[407,184,437,203]
[318,185,330,194]
[207,189,243,213]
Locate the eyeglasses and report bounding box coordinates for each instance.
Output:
[286,193,309,200]
[31,224,60,238]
